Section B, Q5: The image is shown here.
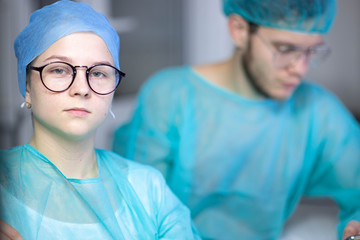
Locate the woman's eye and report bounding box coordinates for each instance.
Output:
[53,69,66,74]
[47,68,69,75]
[91,71,105,78]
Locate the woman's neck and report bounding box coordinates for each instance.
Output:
[29,127,98,179]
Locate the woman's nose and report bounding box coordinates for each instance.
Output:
[68,67,92,97]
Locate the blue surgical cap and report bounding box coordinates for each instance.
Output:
[223,0,336,34]
[14,0,120,97]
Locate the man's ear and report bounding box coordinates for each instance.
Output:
[228,14,250,49]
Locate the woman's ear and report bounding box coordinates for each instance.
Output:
[228,14,250,49]
[25,78,32,107]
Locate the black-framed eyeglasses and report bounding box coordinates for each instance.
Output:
[255,33,331,68]
[26,61,126,95]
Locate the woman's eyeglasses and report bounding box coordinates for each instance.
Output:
[27,61,126,95]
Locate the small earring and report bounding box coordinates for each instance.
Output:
[20,102,31,109]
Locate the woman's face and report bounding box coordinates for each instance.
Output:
[26,32,115,141]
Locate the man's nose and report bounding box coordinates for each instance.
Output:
[288,52,312,77]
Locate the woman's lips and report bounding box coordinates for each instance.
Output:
[64,108,91,117]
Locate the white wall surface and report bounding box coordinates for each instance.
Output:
[183,0,233,65]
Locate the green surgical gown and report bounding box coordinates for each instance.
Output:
[113,65,360,240]
[0,144,200,239]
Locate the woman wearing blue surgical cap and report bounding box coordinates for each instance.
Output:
[113,0,360,239]
[0,1,200,239]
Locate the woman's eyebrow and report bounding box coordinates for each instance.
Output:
[92,60,114,66]
[43,55,72,62]
[43,55,113,66]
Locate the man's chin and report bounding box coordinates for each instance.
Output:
[269,90,294,101]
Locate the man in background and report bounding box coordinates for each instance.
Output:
[113,0,360,239]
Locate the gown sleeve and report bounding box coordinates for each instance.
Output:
[112,68,183,181]
[145,167,200,239]
[302,88,360,239]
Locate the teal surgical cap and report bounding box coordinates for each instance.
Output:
[14,0,120,97]
[223,0,336,34]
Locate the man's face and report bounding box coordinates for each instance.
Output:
[242,27,324,100]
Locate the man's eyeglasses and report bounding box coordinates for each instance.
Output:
[26,61,126,95]
[255,34,331,68]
